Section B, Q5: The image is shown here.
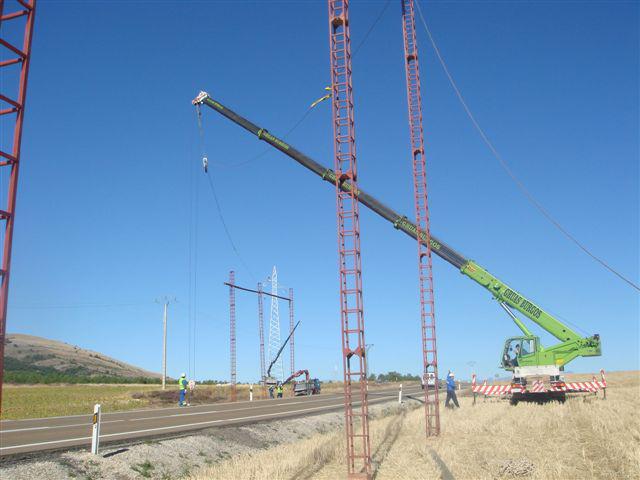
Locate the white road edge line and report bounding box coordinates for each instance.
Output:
[0,394,408,452]
[1,392,415,432]
[1,419,125,434]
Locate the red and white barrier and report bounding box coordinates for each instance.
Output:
[471,370,607,399]
[471,375,510,396]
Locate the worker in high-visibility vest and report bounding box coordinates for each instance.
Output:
[276,383,283,398]
[178,373,188,407]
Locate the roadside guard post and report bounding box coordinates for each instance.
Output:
[398,384,403,404]
[91,404,101,455]
[250,384,254,402]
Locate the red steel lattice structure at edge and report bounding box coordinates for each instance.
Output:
[327,1,372,477]
[228,271,237,401]
[401,0,441,436]
[0,0,36,412]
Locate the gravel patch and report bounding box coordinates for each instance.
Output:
[0,399,400,479]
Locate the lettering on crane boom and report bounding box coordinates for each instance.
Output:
[504,288,542,319]
[258,130,291,151]
[204,98,225,111]
[393,217,441,251]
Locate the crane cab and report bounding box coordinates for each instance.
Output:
[500,336,538,371]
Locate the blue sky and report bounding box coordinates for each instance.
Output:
[3,1,638,382]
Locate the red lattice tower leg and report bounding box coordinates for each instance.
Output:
[257,282,266,398]
[0,0,36,412]
[401,0,440,436]
[228,271,237,401]
[327,1,372,477]
[288,288,294,375]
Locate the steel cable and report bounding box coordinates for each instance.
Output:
[416,1,639,292]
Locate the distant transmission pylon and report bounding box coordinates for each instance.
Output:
[268,266,284,383]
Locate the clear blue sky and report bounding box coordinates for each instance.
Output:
[5,1,638,382]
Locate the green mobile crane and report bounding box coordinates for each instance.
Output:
[193,91,601,393]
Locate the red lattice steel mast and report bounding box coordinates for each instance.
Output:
[257,282,266,396]
[228,271,237,401]
[0,0,36,412]
[401,0,440,436]
[288,288,294,375]
[327,1,371,477]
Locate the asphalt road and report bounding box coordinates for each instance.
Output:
[0,386,422,456]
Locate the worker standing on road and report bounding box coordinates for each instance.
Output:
[445,371,460,409]
[276,383,283,398]
[178,373,188,407]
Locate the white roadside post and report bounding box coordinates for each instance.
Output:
[91,404,101,455]
[398,383,403,404]
[250,384,254,402]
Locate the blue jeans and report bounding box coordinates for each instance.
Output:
[179,389,186,405]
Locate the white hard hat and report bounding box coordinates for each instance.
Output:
[181,373,186,377]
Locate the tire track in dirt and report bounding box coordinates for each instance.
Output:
[285,434,338,480]
[371,408,407,479]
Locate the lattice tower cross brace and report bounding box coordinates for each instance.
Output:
[327,1,372,477]
[268,266,284,383]
[257,282,267,398]
[0,0,36,413]
[401,0,441,436]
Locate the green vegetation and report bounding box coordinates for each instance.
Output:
[369,371,421,383]
[3,356,161,384]
[1,384,161,420]
[131,460,155,478]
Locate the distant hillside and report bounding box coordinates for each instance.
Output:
[4,334,161,384]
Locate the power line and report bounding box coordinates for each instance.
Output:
[352,0,392,58]
[416,1,639,292]
[204,0,392,171]
[11,302,151,310]
[204,171,257,283]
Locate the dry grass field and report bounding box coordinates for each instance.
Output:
[188,371,639,480]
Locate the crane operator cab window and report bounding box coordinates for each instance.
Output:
[501,337,536,369]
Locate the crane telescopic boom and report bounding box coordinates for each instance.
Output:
[193,92,601,370]
[267,320,300,379]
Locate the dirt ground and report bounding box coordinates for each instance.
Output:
[189,371,640,480]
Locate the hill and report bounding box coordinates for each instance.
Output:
[3,334,161,384]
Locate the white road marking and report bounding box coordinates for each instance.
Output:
[1,419,124,434]
[0,393,412,452]
[0,389,421,438]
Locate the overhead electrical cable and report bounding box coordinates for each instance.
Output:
[416,1,639,292]
[196,106,258,283]
[204,0,392,170]
[352,0,392,57]
[11,302,151,309]
[204,171,257,283]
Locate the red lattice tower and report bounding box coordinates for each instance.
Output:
[401,0,440,436]
[0,0,36,412]
[327,1,371,477]
[228,271,237,401]
[288,288,294,375]
[257,282,266,398]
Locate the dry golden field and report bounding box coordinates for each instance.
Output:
[189,371,639,480]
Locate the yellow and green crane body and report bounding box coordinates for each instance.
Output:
[193,91,602,374]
